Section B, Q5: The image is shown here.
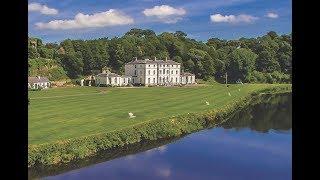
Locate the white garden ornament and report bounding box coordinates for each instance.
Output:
[205,101,210,105]
[128,112,136,118]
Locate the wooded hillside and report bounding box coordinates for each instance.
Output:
[28,29,292,83]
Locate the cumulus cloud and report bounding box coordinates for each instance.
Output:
[210,13,258,24]
[143,5,186,24]
[28,3,58,15]
[266,12,279,19]
[35,9,134,30]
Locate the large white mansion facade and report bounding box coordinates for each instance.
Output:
[95,57,196,86]
[125,58,195,86]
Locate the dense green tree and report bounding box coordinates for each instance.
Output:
[202,54,216,79]
[173,56,182,63]
[60,39,76,54]
[28,46,39,59]
[185,59,195,72]
[125,28,145,37]
[267,31,278,39]
[38,47,54,59]
[174,31,187,38]
[45,43,59,49]
[276,41,292,74]
[87,40,108,70]
[206,38,226,49]
[59,54,84,78]
[227,48,258,82]
[256,50,280,73]
[109,43,125,73]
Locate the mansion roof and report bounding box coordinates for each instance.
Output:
[126,59,180,65]
[28,76,49,84]
[181,72,195,76]
[96,73,130,78]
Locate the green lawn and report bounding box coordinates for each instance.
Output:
[28,83,287,145]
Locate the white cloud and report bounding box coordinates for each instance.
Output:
[35,9,134,30]
[143,5,186,24]
[266,12,279,19]
[28,3,58,15]
[210,13,258,24]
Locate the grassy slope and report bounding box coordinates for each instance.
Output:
[28,84,289,145]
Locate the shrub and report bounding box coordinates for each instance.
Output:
[245,73,257,83]
[251,71,267,83]
[270,71,291,83]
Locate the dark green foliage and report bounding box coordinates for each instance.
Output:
[59,54,84,79]
[28,46,40,59]
[227,48,257,82]
[245,70,291,84]
[256,50,280,73]
[38,47,54,59]
[60,39,76,55]
[28,30,291,83]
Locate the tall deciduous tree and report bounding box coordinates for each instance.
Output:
[256,50,280,73]
[59,54,84,78]
[227,48,257,82]
[60,39,76,55]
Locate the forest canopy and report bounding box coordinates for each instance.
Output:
[28,29,292,83]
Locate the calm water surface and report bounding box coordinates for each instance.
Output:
[39,94,292,180]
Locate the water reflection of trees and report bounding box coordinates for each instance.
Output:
[221,93,292,133]
[28,136,182,179]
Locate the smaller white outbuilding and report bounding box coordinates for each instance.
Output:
[180,72,196,85]
[28,76,50,89]
[95,70,131,87]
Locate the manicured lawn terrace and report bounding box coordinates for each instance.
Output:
[28,84,286,145]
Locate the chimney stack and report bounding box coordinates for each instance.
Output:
[165,57,168,61]
[135,57,137,61]
[154,57,156,61]
[37,76,41,79]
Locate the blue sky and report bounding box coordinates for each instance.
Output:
[28,0,292,43]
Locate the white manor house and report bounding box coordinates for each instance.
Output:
[95,57,196,86]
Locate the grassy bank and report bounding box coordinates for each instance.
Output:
[28,84,291,167]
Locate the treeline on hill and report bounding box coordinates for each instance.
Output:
[28,29,292,83]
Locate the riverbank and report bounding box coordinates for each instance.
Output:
[28,84,291,167]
